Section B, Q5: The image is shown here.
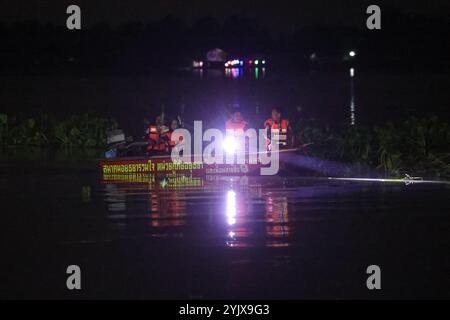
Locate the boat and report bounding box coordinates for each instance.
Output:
[99,147,304,185]
[99,129,307,183]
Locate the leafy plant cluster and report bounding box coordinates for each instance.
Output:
[0,113,448,178]
[0,113,117,150]
[296,116,450,178]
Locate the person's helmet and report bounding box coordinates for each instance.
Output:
[271,107,281,113]
[229,103,242,115]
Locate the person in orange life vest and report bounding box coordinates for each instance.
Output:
[225,109,248,133]
[264,107,294,150]
[167,118,183,150]
[147,116,170,152]
[224,108,249,155]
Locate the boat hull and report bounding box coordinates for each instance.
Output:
[99,149,301,184]
[100,156,264,177]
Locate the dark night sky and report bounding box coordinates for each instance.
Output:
[2,0,450,32]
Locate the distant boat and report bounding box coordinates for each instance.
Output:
[190,49,268,71]
[205,48,227,68]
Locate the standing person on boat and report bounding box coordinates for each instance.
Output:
[167,118,183,151]
[264,107,294,150]
[147,115,170,153]
[224,106,249,155]
[225,107,248,132]
[169,118,180,132]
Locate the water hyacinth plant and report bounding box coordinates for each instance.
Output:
[295,116,450,178]
[0,113,7,147]
[0,113,448,178]
[0,113,117,150]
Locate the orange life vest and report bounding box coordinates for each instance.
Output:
[225,119,248,132]
[264,119,289,147]
[167,131,184,148]
[147,125,169,151]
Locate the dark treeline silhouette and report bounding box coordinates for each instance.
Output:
[1,10,449,75]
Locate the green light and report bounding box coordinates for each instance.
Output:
[160,178,168,188]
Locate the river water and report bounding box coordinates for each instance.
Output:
[1,63,450,299]
[1,164,449,299]
[1,68,449,135]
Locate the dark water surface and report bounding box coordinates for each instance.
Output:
[1,69,449,134]
[1,163,449,299]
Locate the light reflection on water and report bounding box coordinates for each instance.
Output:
[2,167,449,298]
[226,190,237,226]
[194,67,266,80]
[265,194,290,247]
[349,67,356,125]
[102,175,297,247]
[91,173,450,251]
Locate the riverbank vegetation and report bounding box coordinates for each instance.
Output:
[297,116,450,178]
[0,113,448,178]
[0,113,117,150]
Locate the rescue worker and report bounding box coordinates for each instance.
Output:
[224,107,249,156]
[170,118,180,131]
[147,115,170,153]
[264,107,294,150]
[225,108,248,132]
[167,118,182,151]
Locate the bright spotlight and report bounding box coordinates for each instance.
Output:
[349,51,356,57]
[223,136,237,154]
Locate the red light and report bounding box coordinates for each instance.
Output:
[248,60,253,64]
